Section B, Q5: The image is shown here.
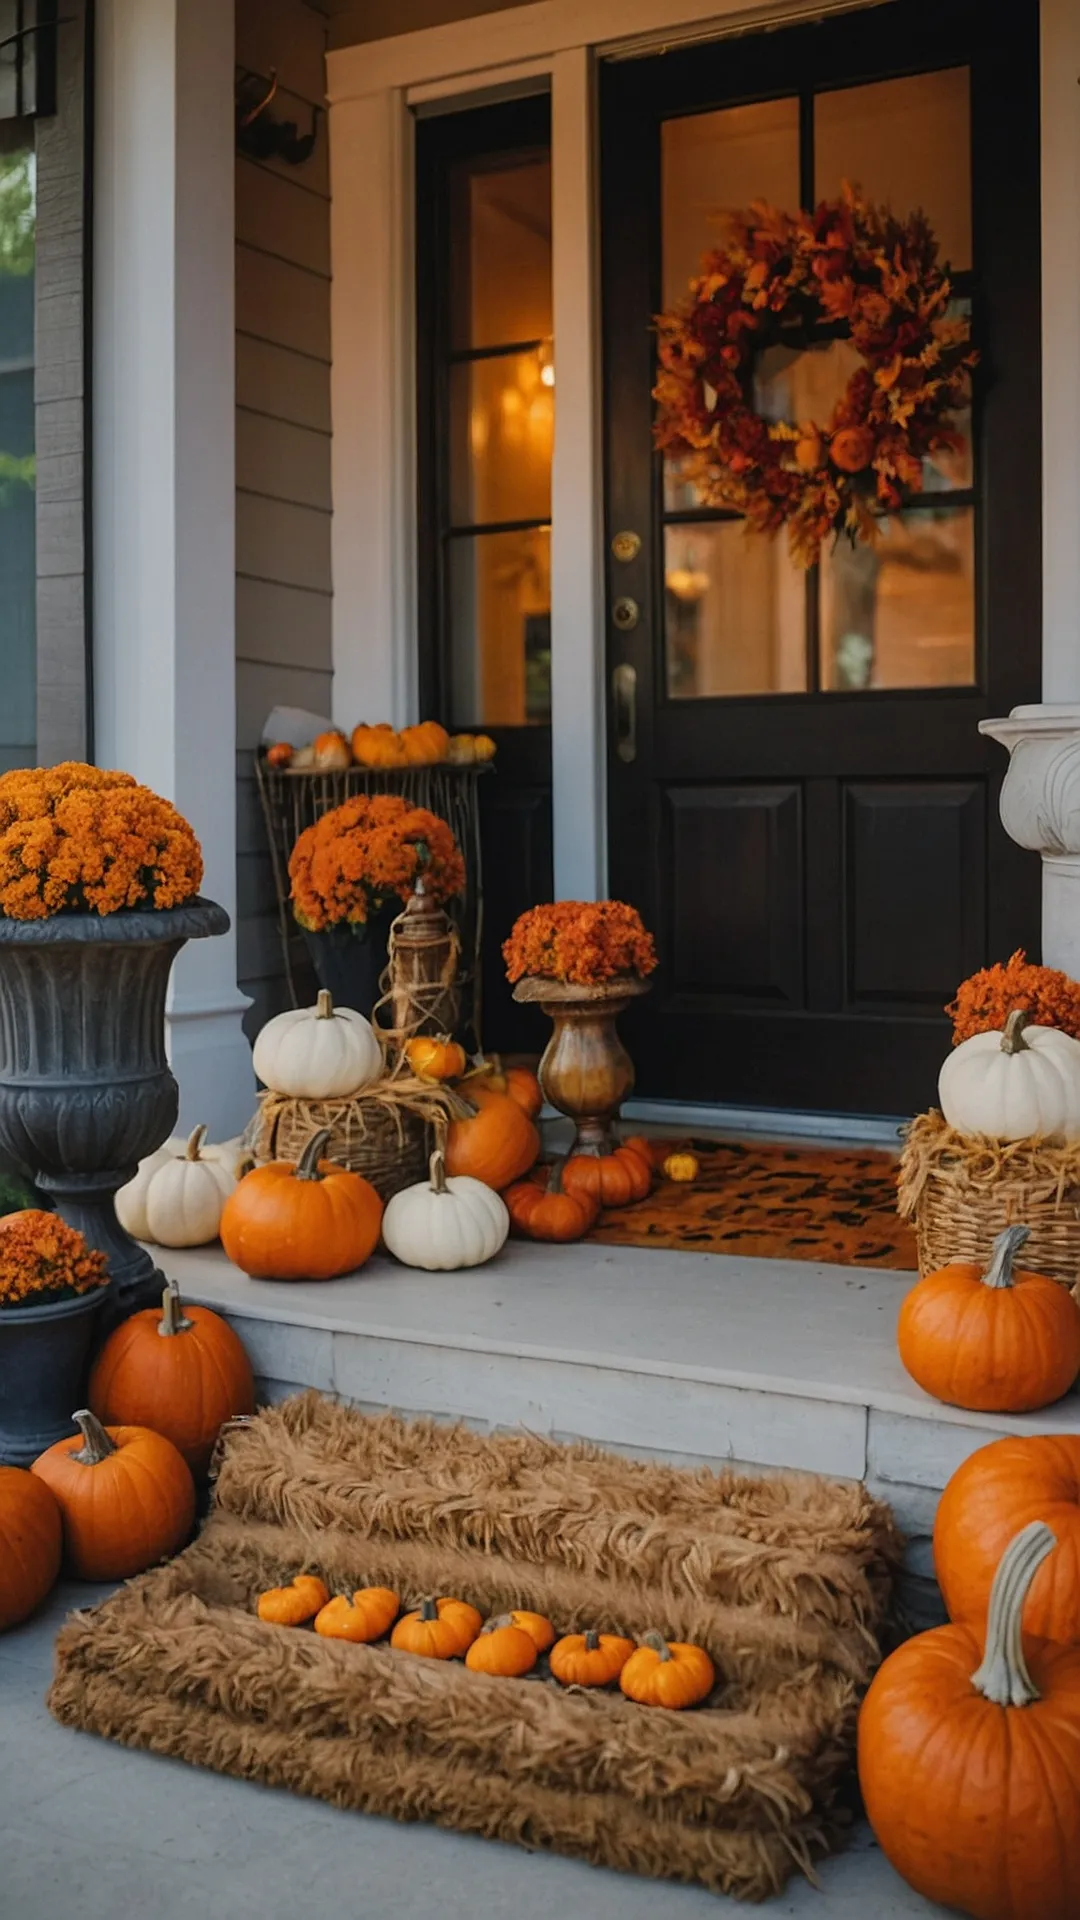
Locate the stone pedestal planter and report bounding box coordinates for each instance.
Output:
[981,705,1080,977]
[0,1288,105,1465]
[0,899,228,1324]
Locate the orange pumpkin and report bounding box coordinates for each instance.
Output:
[266,741,293,770]
[503,1159,598,1242]
[934,1434,1080,1642]
[549,1628,635,1687]
[444,1087,539,1190]
[470,1060,543,1120]
[219,1129,383,1280]
[32,1410,195,1580]
[257,1572,330,1626]
[859,1521,1080,1920]
[619,1632,715,1709]
[352,725,408,770]
[562,1144,651,1209]
[471,734,497,762]
[88,1279,255,1477]
[313,1585,400,1643]
[502,1608,555,1653]
[399,721,450,766]
[662,1151,699,1183]
[897,1225,1080,1413]
[390,1595,482,1659]
[405,1034,468,1083]
[312,730,351,771]
[0,1467,62,1632]
[465,1615,539,1677]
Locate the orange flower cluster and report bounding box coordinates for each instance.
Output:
[654,186,977,566]
[947,951,1080,1045]
[0,763,203,921]
[503,901,658,987]
[289,793,465,932]
[0,1209,109,1308]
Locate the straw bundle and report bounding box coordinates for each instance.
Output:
[898,1108,1080,1287]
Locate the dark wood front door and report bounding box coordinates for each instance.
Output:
[601,0,1042,1117]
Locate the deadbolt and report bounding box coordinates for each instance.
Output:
[611,529,641,564]
[612,596,640,631]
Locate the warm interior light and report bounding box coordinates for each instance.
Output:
[538,339,555,387]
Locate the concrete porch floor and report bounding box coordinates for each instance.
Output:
[1,1584,949,1920]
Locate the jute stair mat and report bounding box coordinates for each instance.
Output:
[49,1396,902,1903]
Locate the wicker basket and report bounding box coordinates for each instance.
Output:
[244,1085,446,1202]
[898,1109,1080,1289]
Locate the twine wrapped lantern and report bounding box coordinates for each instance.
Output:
[377,877,460,1056]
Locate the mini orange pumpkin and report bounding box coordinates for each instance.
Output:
[465,1615,538,1677]
[266,741,293,770]
[31,1409,195,1581]
[503,1159,598,1242]
[313,1585,399,1643]
[219,1129,383,1280]
[257,1572,331,1626]
[88,1279,255,1477]
[897,1224,1080,1414]
[406,1034,468,1083]
[352,725,408,770]
[859,1521,1080,1920]
[619,1631,715,1709]
[391,1595,482,1659]
[312,730,351,771]
[444,1087,539,1190]
[934,1434,1080,1642]
[470,1060,543,1119]
[549,1628,635,1687]
[0,1466,62,1632]
[562,1145,651,1209]
[471,735,497,762]
[662,1151,699,1183]
[502,1608,556,1653]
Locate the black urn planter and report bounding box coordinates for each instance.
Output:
[0,1289,105,1464]
[301,913,393,1018]
[0,899,228,1325]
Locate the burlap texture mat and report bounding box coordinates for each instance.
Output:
[49,1394,902,1903]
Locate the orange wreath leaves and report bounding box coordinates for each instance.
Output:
[947,951,1080,1046]
[503,901,657,988]
[0,763,203,921]
[289,793,465,933]
[654,186,977,566]
[0,1209,109,1308]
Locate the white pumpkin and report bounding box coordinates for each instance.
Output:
[938,1009,1080,1141]
[382,1151,509,1270]
[252,989,383,1098]
[142,1126,239,1247]
[114,1145,175,1240]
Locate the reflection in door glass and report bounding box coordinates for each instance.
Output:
[665,521,806,698]
[815,68,971,273]
[820,508,975,691]
[0,137,35,774]
[449,528,552,725]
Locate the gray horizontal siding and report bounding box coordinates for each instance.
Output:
[236,0,332,1035]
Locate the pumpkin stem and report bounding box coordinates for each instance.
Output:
[70,1408,117,1466]
[583,1628,600,1650]
[418,1597,439,1622]
[1000,1008,1031,1054]
[315,990,335,1021]
[483,1613,514,1634]
[158,1279,194,1337]
[981,1224,1031,1290]
[183,1124,208,1161]
[548,1158,566,1196]
[970,1520,1056,1708]
[429,1150,449,1196]
[642,1629,672,1660]
[296,1129,333,1181]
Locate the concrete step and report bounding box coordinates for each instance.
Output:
[170,1238,1080,1626]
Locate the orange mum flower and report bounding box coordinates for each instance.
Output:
[503,901,657,987]
[0,763,202,921]
[0,1209,109,1307]
[947,951,1080,1045]
[289,793,465,933]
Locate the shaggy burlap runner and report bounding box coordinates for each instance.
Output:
[49,1396,901,1902]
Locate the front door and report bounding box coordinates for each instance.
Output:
[601,0,1042,1117]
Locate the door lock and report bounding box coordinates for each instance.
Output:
[612,596,640,631]
[611,529,641,564]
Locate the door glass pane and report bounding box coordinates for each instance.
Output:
[815,68,971,272]
[0,137,35,774]
[449,350,553,527]
[448,528,551,726]
[665,521,807,698]
[661,99,800,310]
[820,507,975,691]
[449,152,552,353]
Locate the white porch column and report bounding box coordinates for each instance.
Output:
[980,0,1080,974]
[92,0,254,1138]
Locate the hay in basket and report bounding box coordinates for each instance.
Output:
[49,1395,902,1904]
[244,1076,469,1203]
[898,1108,1080,1288]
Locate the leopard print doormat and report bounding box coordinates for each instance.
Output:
[49,1395,901,1903]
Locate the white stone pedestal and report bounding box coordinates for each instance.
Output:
[981,705,1080,976]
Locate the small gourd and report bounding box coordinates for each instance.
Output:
[662,1151,699,1183]
[313,1586,399,1643]
[465,1615,538,1677]
[405,1035,468,1083]
[381,1150,509,1271]
[252,990,383,1099]
[619,1631,715,1709]
[548,1628,635,1688]
[562,1144,651,1209]
[257,1572,331,1626]
[390,1595,482,1659]
[312,730,351,771]
[938,1007,1080,1141]
[501,1608,555,1653]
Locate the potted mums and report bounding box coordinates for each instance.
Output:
[504,901,657,1153]
[0,762,228,1319]
[0,1209,108,1463]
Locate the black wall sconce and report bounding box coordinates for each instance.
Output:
[235,66,322,168]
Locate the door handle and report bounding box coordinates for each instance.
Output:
[612,663,637,764]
